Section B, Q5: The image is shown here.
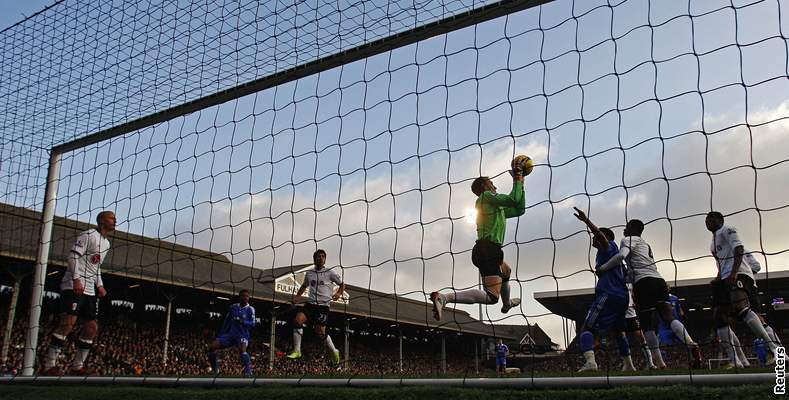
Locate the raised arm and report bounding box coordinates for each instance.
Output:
[572,207,608,248]
[503,180,526,218]
[484,173,525,217]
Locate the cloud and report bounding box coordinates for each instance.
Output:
[152,100,788,348]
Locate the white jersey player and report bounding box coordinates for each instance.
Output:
[41,211,115,376]
[706,211,780,366]
[60,228,110,296]
[600,219,701,369]
[623,282,656,370]
[287,249,346,367]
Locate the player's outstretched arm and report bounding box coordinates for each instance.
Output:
[503,181,526,218]
[572,207,607,247]
[597,246,630,272]
[488,175,526,217]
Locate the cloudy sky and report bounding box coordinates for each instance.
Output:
[4,0,789,346]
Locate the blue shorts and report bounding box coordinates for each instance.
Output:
[496,357,506,367]
[658,329,678,346]
[584,293,627,334]
[217,333,249,348]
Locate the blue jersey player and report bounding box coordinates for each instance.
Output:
[573,208,634,372]
[754,338,768,367]
[657,294,683,346]
[208,289,256,376]
[494,339,509,375]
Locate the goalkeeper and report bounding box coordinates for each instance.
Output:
[430,165,526,320]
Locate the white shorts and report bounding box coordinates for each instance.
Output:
[625,305,637,319]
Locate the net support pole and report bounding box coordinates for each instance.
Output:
[1,277,21,366]
[343,319,350,369]
[441,335,447,374]
[269,311,276,371]
[398,328,403,373]
[474,337,479,375]
[22,151,61,376]
[162,296,174,366]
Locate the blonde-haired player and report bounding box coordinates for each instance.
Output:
[41,211,115,375]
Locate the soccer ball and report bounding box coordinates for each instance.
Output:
[511,155,534,176]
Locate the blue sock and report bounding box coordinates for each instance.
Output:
[580,331,595,353]
[208,351,218,373]
[241,352,252,376]
[615,334,631,357]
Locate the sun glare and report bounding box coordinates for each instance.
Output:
[464,208,477,224]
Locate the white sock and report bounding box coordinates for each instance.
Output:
[729,328,749,366]
[670,319,695,346]
[744,310,777,352]
[445,289,496,305]
[500,279,511,307]
[765,325,781,345]
[325,334,337,353]
[641,344,655,367]
[644,331,665,367]
[44,333,67,368]
[44,346,62,369]
[717,327,736,363]
[71,348,90,370]
[293,328,303,353]
[70,339,93,370]
[583,350,596,365]
[623,355,635,369]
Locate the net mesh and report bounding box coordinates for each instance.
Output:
[1,0,788,377]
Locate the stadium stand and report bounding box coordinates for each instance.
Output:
[0,202,556,376]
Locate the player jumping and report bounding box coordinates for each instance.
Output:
[430,169,524,320]
[598,219,703,369]
[572,207,635,372]
[624,282,657,370]
[41,211,114,376]
[287,249,346,367]
[207,289,256,376]
[706,211,780,365]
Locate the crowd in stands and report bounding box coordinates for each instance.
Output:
[0,299,782,376]
[0,304,475,376]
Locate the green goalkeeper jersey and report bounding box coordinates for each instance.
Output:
[475,180,525,245]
